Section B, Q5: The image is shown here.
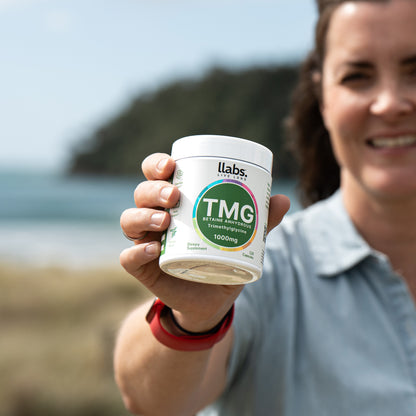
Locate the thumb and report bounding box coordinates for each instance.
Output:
[267,194,291,234]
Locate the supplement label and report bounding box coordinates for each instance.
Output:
[193,180,257,250]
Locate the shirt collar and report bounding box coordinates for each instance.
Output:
[300,190,373,277]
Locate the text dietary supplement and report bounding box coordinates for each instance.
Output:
[159,135,273,285]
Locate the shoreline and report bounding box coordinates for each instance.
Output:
[0,220,130,270]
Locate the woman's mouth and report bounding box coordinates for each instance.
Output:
[367,135,416,149]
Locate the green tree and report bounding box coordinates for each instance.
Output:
[68,64,300,178]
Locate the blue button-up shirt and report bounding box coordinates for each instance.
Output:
[200,190,416,415]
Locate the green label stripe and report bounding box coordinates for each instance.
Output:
[192,179,258,251]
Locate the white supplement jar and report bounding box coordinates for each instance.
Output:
[159,135,273,285]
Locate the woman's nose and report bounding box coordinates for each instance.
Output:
[369,82,414,121]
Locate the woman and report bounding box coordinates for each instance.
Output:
[114,0,416,414]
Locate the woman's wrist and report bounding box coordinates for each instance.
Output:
[146,299,234,351]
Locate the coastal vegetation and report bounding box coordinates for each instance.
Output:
[68,63,301,179]
[0,262,151,416]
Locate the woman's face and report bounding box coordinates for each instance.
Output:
[321,0,416,202]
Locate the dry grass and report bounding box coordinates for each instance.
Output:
[0,262,151,416]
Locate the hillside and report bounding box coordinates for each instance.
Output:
[68,64,301,178]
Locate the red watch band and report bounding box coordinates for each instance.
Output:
[146,298,234,351]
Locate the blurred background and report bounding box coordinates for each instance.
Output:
[0,0,316,414]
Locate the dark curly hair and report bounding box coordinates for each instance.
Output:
[286,0,389,206]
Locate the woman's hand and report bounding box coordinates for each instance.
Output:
[119,152,290,332]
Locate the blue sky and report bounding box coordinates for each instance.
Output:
[0,0,317,172]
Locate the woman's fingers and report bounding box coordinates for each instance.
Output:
[120,208,170,240]
[119,153,179,285]
[121,177,179,241]
[267,194,291,233]
[119,242,162,285]
[134,180,179,209]
[141,153,176,181]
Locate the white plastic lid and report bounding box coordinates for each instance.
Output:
[171,135,273,173]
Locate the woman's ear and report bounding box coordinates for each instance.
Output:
[312,70,321,89]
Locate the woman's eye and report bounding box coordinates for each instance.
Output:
[340,72,369,85]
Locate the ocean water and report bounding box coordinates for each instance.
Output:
[0,169,300,268]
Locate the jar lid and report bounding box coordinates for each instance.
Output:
[171,135,273,173]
